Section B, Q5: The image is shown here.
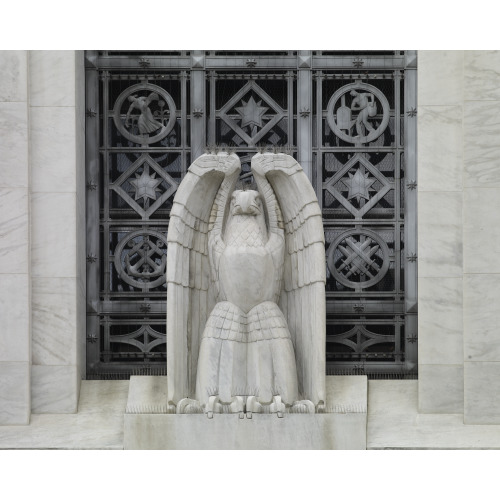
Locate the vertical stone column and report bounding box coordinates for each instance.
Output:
[417,51,464,413]
[190,51,206,159]
[463,51,500,423]
[297,51,313,182]
[29,51,86,413]
[0,51,31,424]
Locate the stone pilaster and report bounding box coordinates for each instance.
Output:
[462,51,500,423]
[417,51,465,414]
[0,51,31,424]
[29,51,86,413]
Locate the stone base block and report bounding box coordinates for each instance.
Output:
[124,412,366,450]
[123,375,367,450]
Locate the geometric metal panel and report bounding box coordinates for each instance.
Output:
[86,50,417,379]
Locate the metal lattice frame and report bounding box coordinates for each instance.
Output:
[85,50,417,378]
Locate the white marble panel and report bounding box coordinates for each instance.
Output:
[464,188,500,273]
[324,375,367,413]
[0,188,29,275]
[0,381,129,449]
[418,277,463,365]
[0,102,28,188]
[368,380,500,449]
[31,365,78,414]
[418,106,462,192]
[29,51,76,107]
[463,274,500,361]
[0,51,27,102]
[31,192,77,278]
[0,274,29,363]
[418,364,463,414]
[464,101,500,187]
[418,191,463,278]
[32,278,78,366]
[418,51,463,106]
[126,376,169,414]
[464,362,500,424]
[465,51,500,101]
[0,362,29,425]
[30,106,76,193]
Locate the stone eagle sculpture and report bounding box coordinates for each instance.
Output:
[167,152,326,416]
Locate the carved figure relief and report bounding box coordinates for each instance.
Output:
[167,152,326,416]
[327,82,390,144]
[113,83,177,145]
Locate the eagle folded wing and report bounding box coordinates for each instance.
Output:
[167,153,240,405]
[251,153,326,406]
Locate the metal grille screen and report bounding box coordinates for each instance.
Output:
[85,51,417,379]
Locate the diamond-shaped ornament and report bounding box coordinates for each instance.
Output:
[110,153,178,219]
[219,81,285,146]
[324,153,393,219]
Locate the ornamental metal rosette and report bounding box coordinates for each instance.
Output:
[327,228,390,291]
[113,229,168,290]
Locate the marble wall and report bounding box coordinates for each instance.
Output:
[462,51,500,424]
[0,51,85,423]
[0,51,30,424]
[29,51,86,413]
[418,51,500,424]
[417,51,465,414]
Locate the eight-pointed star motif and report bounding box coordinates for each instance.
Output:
[236,96,269,129]
[130,169,162,202]
[343,168,376,203]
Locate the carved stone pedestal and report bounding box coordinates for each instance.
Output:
[123,375,367,450]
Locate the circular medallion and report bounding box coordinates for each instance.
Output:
[113,83,176,145]
[114,230,168,289]
[327,229,390,289]
[326,82,390,144]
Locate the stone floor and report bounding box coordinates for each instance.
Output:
[0,381,129,449]
[2,378,500,449]
[368,380,500,449]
